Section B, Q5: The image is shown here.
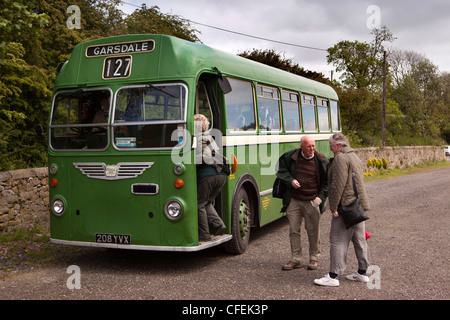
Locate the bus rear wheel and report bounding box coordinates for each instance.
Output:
[225,187,251,254]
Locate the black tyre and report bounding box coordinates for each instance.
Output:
[224,187,252,254]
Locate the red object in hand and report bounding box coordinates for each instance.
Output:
[365,231,371,240]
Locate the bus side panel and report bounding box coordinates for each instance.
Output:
[257,140,284,226]
[158,154,198,247]
[49,156,72,241]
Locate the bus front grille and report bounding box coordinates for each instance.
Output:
[73,162,153,180]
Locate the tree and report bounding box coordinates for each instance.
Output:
[327,26,395,89]
[0,42,52,170]
[326,27,396,146]
[391,53,449,144]
[94,0,127,37]
[125,5,200,42]
[388,49,428,87]
[238,48,331,84]
[0,0,49,62]
[441,72,450,143]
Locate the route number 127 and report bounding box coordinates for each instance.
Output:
[103,56,132,79]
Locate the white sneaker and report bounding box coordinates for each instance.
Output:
[346,271,369,283]
[314,274,339,287]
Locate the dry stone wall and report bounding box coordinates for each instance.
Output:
[0,168,49,234]
[0,146,446,235]
[354,146,446,172]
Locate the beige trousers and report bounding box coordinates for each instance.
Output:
[286,198,321,262]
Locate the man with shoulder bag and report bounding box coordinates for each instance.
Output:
[314,133,371,287]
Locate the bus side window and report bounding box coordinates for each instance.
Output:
[301,94,317,132]
[317,98,330,132]
[282,90,301,132]
[225,78,256,133]
[257,85,281,132]
[330,100,340,131]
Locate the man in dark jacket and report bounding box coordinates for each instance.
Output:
[276,136,329,271]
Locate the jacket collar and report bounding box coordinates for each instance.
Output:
[291,148,327,162]
[337,146,354,155]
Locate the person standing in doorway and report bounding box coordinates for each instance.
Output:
[195,114,227,242]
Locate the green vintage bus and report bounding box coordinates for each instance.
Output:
[48,34,340,254]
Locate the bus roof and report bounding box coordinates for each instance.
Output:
[55,34,338,100]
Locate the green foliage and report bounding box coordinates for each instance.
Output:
[327,26,395,89]
[0,42,51,171]
[239,48,331,85]
[0,0,49,62]
[329,26,449,147]
[0,226,47,243]
[382,157,388,169]
[0,0,200,172]
[125,5,200,42]
[442,123,450,144]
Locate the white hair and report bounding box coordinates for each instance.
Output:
[194,114,209,133]
[329,133,349,147]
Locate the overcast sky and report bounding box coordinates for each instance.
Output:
[118,0,450,79]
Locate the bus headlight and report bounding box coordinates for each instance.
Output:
[49,164,58,175]
[164,200,183,221]
[51,198,66,216]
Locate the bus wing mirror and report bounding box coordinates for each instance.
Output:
[218,76,232,94]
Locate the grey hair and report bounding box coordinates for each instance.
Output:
[329,133,349,147]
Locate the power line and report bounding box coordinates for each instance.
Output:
[186,20,327,52]
[119,1,328,52]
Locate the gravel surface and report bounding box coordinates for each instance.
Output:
[0,166,449,303]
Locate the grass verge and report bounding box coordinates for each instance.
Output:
[0,226,82,277]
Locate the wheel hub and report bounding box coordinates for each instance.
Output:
[238,200,251,239]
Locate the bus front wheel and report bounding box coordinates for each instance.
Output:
[225,187,251,254]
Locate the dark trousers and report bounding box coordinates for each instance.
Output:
[197,174,227,239]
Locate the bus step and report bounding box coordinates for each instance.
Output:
[198,234,232,248]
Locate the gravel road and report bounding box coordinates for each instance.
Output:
[0,167,449,304]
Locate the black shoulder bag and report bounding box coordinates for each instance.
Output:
[272,177,286,199]
[337,171,369,229]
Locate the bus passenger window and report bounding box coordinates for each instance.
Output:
[257,85,281,132]
[282,91,301,131]
[317,98,330,132]
[330,100,340,131]
[301,94,317,132]
[225,78,256,132]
